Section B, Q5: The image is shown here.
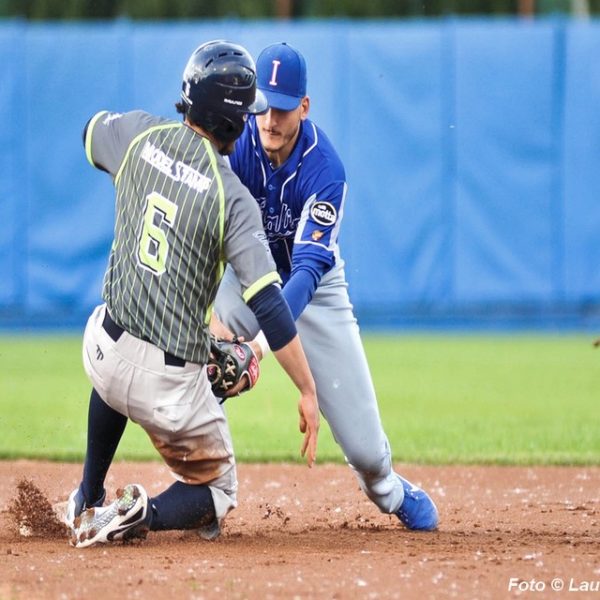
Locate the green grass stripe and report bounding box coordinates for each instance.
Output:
[0,334,598,465]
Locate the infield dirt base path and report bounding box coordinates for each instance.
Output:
[0,461,598,599]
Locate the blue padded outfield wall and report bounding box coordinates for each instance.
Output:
[2,18,600,330]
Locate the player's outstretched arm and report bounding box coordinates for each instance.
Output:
[246,283,319,467]
[271,335,319,467]
[209,308,318,464]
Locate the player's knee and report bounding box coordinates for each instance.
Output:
[345,447,391,478]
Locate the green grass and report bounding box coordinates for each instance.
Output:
[1,334,598,465]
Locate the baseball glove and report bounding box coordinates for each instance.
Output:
[207,335,260,398]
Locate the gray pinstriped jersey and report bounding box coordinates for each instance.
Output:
[86,110,279,364]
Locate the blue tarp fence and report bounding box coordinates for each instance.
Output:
[2,18,600,330]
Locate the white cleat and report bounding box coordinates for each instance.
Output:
[72,484,149,548]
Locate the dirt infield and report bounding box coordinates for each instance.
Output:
[0,461,598,599]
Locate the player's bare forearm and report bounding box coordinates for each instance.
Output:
[273,335,319,467]
[273,334,316,402]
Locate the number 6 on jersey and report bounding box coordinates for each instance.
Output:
[138,191,178,275]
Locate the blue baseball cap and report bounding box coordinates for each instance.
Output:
[256,42,307,111]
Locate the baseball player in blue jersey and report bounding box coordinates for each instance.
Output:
[213,42,438,530]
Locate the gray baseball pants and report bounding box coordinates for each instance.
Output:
[214,261,404,514]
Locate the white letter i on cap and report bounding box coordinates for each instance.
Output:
[269,60,281,86]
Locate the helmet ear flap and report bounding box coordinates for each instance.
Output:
[192,109,245,144]
[214,115,245,143]
[179,40,266,144]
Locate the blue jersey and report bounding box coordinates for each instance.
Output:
[230,116,347,318]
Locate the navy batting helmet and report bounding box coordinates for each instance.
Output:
[180,40,267,144]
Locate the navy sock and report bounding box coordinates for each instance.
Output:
[148,481,216,531]
[81,388,127,505]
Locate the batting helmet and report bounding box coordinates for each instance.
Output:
[180,40,267,144]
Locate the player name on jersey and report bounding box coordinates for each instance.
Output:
[141,140,212,193]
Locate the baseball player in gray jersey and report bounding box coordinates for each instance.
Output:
[62,40,319,549]
[213,42,438,530]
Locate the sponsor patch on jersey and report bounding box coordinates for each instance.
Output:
[310,201,337,227]
[311,230,324,241]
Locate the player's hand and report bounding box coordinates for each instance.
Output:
[222,375,250,397]
[298,391,319,467]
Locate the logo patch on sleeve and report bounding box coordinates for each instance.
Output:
[310,201,337,226]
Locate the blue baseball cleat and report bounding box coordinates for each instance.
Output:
[396,476,439,531]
